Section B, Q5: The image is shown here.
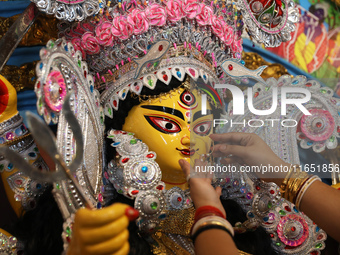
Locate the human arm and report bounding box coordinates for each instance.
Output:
[210,132,340,242]
[179,159,238,255]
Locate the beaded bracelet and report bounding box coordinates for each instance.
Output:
[194,205,226,222]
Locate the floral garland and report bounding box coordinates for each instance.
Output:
[62,0,243,57]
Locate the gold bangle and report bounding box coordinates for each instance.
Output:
[280,165,311,204]
[280,164,297,197]
[295,176,321,210]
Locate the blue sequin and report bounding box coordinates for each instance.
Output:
[240,60,245,65]
[90,85,94,93]
[112,142,121,146]
[28,152,36,158]
[0,137,5,144]
[292,80,299,85]
[122,93,126,98]
[177,71,182,78]
[203,75,207,80]
[248,212,254,218]
[158,214,167,219]
[40,63,43,69]
[51,112,55,118]
[141,166,148,173]
[8,163,13,170]
[307,141,313,146]
[15,128,23,136]
[316,226,320,232]
[263,216,269,222]
[293,206,299,213]
[240,186,246,193]
[64,45,68,51]
[36,183,42,189]
[97,202,102,209]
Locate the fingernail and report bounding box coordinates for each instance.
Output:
[125,207,139,221]
[220,145,227,151]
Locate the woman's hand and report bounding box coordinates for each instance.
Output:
[179,159,225,217]
[68,203,138,255]
[210,132,290,184]
[0,75,18,122]
[211,132,289,167]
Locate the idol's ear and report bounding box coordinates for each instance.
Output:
[240,0,300,47]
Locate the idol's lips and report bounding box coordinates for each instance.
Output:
[176,148,197,156]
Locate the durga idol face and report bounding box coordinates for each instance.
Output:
[122,88,213,189]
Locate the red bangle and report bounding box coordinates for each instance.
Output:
[194,206,226,222]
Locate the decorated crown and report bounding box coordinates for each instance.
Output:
[55,0,299,75]
[33,0,299,124]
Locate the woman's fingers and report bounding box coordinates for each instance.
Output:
[210,132,252,145]
[179,159,190,177]
[215,186,222,197]
[213,144,247,158]
[220,156,244,165]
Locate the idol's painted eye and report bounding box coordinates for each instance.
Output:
[193,121,212,136]
[144,116,181,134]
[180,91,196,106]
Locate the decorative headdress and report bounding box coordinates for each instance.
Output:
[34,0,300,124]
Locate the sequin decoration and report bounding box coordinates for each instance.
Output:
[239,0,299,46]
[277,214,309,247]
[43,70,67,112]
[31,0,101,22]
[300,109,335,142]
[35,38,97,124]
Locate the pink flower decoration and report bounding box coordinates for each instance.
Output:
[165,0,184,23]
[96,21,114,46]
[211,15,226,40]
[231,35,243,53]
[145,4,167,26]
[182,0,201,19]
[196,4,213,26]
[223,25,234,45]
[80,32,100,55]
[127,9,149,35]
[111,16,134,40]
[236,38,243,53]
[71,38,86,59]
